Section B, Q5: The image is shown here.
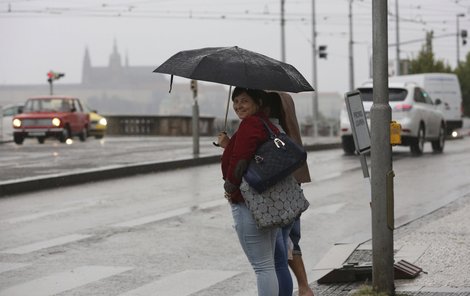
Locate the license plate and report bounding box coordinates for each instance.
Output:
[29,132,46,136]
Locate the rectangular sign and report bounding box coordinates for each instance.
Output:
[344,90,371,154]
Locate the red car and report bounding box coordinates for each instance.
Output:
[12,96,89,144]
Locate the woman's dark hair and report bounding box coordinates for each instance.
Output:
[231,87,267,106]
[263,92,282,119]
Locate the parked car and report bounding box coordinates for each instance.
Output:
[340,81,446,156]
[12,96,89,144]
[1,103,24,142]
[87,109,107,139]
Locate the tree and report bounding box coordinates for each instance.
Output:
[455,52,470,117]
[407,31,452,74]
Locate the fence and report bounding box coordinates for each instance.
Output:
[105,115,215,136]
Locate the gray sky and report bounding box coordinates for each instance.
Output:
[0,0,469,94]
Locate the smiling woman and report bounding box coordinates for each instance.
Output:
[215,87,287,295]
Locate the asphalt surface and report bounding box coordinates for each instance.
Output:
[1,136,469,295]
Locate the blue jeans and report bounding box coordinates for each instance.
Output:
[231,203,279,296]
[275,223,294,296]
[289,217,302,255]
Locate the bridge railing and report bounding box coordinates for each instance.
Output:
[105,115,216,136]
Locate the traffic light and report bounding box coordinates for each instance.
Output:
[461,30,468,45]
[319,45,328,59]
[47,71,65,83]
[190,79,198,97]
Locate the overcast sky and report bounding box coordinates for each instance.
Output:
[0,0,469,94]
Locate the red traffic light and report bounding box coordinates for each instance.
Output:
[46,71,65,82]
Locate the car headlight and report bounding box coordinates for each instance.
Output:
[12,118,22,128]
[98,117,107,126]
[52,117,61,127]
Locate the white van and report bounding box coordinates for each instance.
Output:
[386,73,462,135]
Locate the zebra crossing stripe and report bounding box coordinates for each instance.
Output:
[112,208,191,227]
[0,265,132,296]
[119,269,240,296]
[0,234,91,254]
[0,263,30,274]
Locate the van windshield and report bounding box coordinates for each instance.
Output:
[358,88,408,102]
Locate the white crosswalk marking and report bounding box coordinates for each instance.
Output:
[0,263,30,274]
[112,208,191,227]
[0,234,91,254]
[1,201,98,224]
[119,269,240,296]
[0,265,132,296]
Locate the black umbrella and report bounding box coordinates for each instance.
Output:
[154,46,314,146]
[153,46,314,93]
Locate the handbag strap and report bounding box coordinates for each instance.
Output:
[259,118,278,139]
[259,118,286,149]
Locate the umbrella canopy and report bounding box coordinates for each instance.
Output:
[153,46,314,93]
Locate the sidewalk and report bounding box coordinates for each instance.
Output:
[310,192,470,295]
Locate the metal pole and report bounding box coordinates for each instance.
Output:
[49,81,53,95]
[456,13,465,66]
[348,0,355,90]
[312,0,318,137]
[281,0,286,62]
[371,0,394,294]
[192,88,199,156]
[395,0,400,75]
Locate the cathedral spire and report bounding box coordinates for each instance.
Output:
[109,39,122,68]
[82,46,92,84]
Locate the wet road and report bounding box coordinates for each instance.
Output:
[0,137,469,295]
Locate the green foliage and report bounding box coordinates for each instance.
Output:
[352,284,411,296]
[407,32,452,74]
[455,52,470,117]
[352,285,389,296]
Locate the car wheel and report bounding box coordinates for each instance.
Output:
[59,127,70,143]
[37,137,45,144]
[410,124,425,156]
[95,135,104,139]
[14,134,24,145]
[79,127,88,142]
[431,124,445,153]
[341,136,356,155]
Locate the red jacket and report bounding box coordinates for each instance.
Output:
[221,112,279,203]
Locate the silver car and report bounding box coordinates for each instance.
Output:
[340,81,446,156]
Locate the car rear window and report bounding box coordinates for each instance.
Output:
[358,88,408,102]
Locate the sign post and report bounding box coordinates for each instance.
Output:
[344,90,371,207]
[191,79,200,155]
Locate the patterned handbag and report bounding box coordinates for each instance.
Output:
[240,175,309,229]
[243,119,307,193]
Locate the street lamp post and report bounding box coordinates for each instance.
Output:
[457,13,465,66]
[281,0,286,62]
[312,0,319,137]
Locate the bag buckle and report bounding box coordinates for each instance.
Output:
[254,155,264,163]
[274,137,286,149]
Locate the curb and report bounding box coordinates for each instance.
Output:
[0,142,341,197]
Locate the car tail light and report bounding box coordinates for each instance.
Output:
[394,103,412,111]
[341,128,349,132]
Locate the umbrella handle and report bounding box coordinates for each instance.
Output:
[213,131,227,147]
[214,86,232,148]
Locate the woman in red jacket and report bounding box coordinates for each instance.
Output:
[217,87,280,296]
